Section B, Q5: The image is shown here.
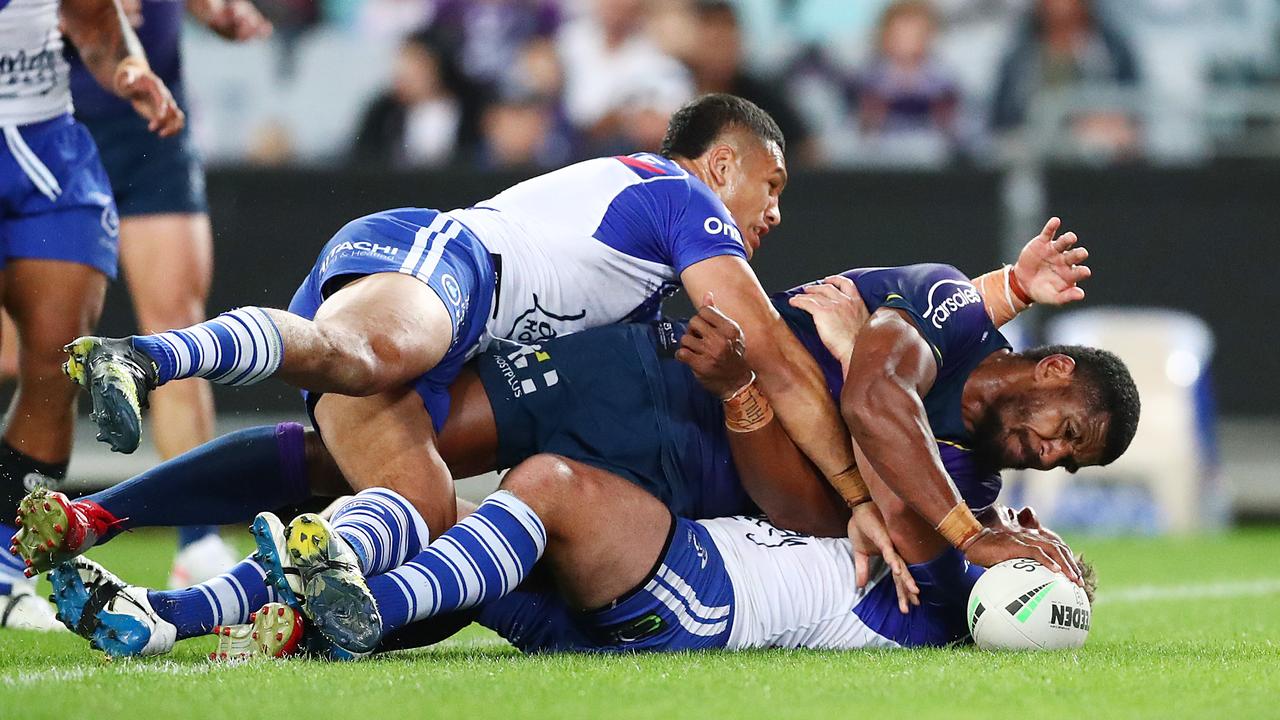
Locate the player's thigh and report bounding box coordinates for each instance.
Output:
[312,387,456,532]
[436,366,499,478]
[118,212,213,331]
[314,272,454,382]
[3,259,107,355]
[500,454,672,609]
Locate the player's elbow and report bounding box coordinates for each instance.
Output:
[841,375,900,439]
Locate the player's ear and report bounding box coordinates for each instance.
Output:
[1034,353,1076,382]
[705,142,736,188]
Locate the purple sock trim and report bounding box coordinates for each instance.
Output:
[274,422,309,500]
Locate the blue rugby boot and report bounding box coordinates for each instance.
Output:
[63,336,158,454]
[49,557,176,657]
[249,512,304,610]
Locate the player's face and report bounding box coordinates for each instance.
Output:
[977,389,1109,472]
[721,139,786,260]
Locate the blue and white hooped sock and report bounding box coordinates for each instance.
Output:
[147,556,279,640]
[0,522,27,595]
[367,490,547,634]
[330,488,431,576]
[131,307,283,386]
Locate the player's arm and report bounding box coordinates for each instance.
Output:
[972,217,1092,327]
[186,0,273,41]
[680,256,858,485]
[61,0,184,136]
[676,303,848,537]
[842,309,1081,582]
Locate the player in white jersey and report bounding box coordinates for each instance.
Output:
[66,94,898,604]
[0,0,181,628]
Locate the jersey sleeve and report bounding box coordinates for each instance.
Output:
[879,264,992,371]
[660,176,748,275]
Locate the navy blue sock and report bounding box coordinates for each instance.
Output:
[0,522,26,595]
[88,422,310,530]
[148,556,278,639]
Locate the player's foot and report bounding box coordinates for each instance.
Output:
[287,513,380,657]
[48,557,176,657]
[168,533,239,589]
[9,488,117,575]
[250,513,303,609]
[0,582,64,631]
[209,602,304,662]
[63,336,158,454]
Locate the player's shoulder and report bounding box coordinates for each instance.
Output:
[609,152,689,181]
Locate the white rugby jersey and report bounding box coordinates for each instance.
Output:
[447,153,747,345]
[700,516,904,651]
[0,0,72,126]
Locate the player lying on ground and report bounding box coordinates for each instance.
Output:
[63,94,885,566]
[45,455,1095,659]
[17,258,1133,656]
[14,227,1099,587]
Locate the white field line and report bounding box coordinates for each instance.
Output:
[2,660,221,687]
[1096,578,1280,605]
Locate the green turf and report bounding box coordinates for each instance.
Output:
[2,528,1277,719]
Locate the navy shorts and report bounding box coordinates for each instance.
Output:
[474,323,756,519]
[478,517,734,653]
[287,208,495,432]
[0,114,118,277]
[78,111,207,217]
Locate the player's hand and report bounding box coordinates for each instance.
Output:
[1011,217,1091,306]
[847,502,920,614]
[114,60,184,137]
[787,275,869,372]
[202,0,273,41]
[676,292,754,399]
[963,526,1082,586]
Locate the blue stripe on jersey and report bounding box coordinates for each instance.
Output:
[853,548,981,647]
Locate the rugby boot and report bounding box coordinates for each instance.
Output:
[209,602,305,662]
[63,335,158,454]
[49,557,176,657]
[287,512,380,657]
[9,488,120,575]
[0,581,64,631]
[250,512,304,610]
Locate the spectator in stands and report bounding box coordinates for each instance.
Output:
[557,0,694,154]
[350,31,464,167]
[991,0,1140,154]
[851,1,961,146]
[682,1,814,163]
[477,39,575,170]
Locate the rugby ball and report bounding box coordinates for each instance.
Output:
[967,558,1091,650]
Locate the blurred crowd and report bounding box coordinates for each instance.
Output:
[189,0,1280,169]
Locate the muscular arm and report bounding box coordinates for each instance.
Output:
[725,416,848,537]
[61,0,145,93]
[681,256,856,482]
[841,308,963,528]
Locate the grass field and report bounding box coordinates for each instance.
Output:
[2,527,1277,719]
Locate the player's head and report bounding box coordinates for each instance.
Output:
[973,345,1140,472]
[661,93,787,259]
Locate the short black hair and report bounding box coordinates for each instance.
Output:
[1020,344,1141,465]
[660,93,785,160]
[695,0,738,22]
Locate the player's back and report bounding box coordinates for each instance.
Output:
[448,153,746,345]
[0,0,72,126]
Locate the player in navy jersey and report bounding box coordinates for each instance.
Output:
[61,94,898,607]
[67,0,270,586]
[0,0,183,628]
[16,228,1124,654]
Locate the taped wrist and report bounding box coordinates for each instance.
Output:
[972,266,1029,327]
[828,465,872,507]
[936,502,983,549]
[723,378,773,433]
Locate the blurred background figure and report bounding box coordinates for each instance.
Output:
[991,0,1141,159]
[842,0,963,166]
[350,31,465,168]
[557,0,694,154]
[681,1,814,164]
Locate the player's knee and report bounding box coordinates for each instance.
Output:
[499,453,579,513]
